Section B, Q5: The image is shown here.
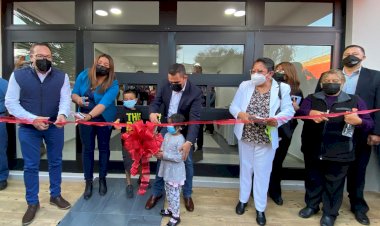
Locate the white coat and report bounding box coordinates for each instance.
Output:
[229,79,295,150]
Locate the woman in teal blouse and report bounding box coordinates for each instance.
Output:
[72,54,119,200]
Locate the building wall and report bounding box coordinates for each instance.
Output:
[346,0,380,192]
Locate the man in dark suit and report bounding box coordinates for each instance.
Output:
[145,63,202,212]
[312,45,380,225]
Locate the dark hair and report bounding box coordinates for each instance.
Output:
[344,45,366,55]
[254,57,275,72]
[169,63,186,76]
[275,62,300,94]
[89,54,116,93]
[169,113,186,124]
[123,89,137,97]
[29,43,52,55]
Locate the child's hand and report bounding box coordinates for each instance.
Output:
[155,150,163,159]
[114,119,122,130]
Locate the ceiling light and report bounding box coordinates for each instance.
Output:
[110,8,122,15]
[152,62,158,66]
[224,8,236,15]
[95,10,108,17]
[234,10,245,17]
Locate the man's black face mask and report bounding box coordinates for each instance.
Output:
[342,55,362,68]
[35,59,52,72]
[171,83,182,92]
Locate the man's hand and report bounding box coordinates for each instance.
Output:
[344,108,362,126]
[309,110,329,123]
[33,117,50,131]
[180,141,192,160]
[368,135,380,146]
[155,150,163,159]
[54,114,67,128]
[149,113,161,124]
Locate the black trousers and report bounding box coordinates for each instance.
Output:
[196,124,204,149]
[347,139,372,213]
[304,155,350,217]
[268,134,292,197]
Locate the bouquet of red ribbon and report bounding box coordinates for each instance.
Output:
[121,120,163,195]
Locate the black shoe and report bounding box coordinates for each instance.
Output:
[160,209,173,217]
[126,184,134,198]
[270,194,283,206]
[99,177,107,196]
[0,180,7,191]
[83,180,93,200]
[256,210,266,226]
[49,195,71,209]
[320,215,336,226]
[166,216,181,226]
[299,207,319,218]
[354,211,370,225]
[235,201,247,215]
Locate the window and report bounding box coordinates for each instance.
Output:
[177,1,246,26]
[176,45,244,74]
[94,43,159,73]
[13,1,75,25]
[265,2,333,27]
[264,44,332,95]
[93,1,159,25]
[263,44,332,169]
[14,42,76,81]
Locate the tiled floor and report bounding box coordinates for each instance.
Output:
[59,178,163,226]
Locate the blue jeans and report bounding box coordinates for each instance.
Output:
[152,128,194,198]
[0,120,8,182]
[19,125,64,205]
[79,123,112,181]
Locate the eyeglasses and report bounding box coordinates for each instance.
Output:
[249,69,267,74]
[34,54,52,60]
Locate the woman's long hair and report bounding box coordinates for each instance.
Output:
[276,62,301,95]
[88,54,116,93]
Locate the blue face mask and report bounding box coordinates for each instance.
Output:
[123,99,137,109]
[167,126,177,134]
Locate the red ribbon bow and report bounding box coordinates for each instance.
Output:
[121,120,163,195]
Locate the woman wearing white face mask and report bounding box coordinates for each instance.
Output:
[229,58,295,226]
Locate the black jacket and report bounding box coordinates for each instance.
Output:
[149,79,202,144]
[316,67,380,136]
[301,91,359,162]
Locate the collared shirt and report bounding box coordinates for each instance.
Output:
[168,81,187,117]
[5,67,71,120]
[342,67,361,95]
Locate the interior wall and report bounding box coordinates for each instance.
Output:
[346,0,380,192]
